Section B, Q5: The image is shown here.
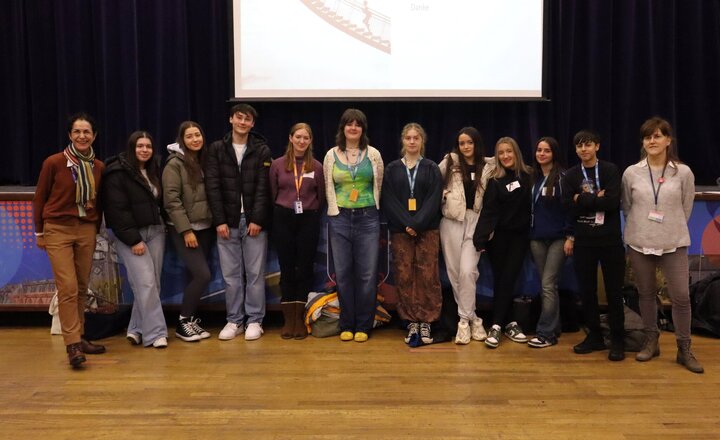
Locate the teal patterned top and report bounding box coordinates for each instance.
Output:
[332,150,375,208]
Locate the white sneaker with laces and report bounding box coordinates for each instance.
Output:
[245,322,264,341]
[126,333,141,345]
[470,317,487,341]
[455,319,471,345]
[218,322,244,341]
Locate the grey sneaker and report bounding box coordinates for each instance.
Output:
[419,323,433,344]
[485,325,502,348]
[405,322,420,344]
[504,321,528,343]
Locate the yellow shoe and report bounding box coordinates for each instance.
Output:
[354,332,368,343]
[340,331,354,341]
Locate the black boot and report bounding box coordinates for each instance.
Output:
[573,332,606,354]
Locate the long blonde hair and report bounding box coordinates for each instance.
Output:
[490,136,531,179]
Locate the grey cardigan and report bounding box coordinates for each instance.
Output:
[621,160,694,253]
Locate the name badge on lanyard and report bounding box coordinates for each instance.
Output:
[647,159,668,223]
[405,157,421,212]
[293,160,305,214]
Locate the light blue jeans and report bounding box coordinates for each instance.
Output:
[114,224,167,346]
[530,238,566,342]
[328,207,380,333]
[217,215,268,325]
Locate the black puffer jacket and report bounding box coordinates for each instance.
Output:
[102,152,164,246]
[205,131,272,229]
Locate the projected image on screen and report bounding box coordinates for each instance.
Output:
[233,0,544,99]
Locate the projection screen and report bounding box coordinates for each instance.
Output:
[232,0,546,99]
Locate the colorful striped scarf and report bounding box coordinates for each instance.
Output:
[63,143,96,217]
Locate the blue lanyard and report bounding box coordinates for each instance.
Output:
[347,149,365,180]
[405,157,422,198]
[581,162,600,192]
[647,159,668,207]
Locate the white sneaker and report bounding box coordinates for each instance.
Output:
[455,319,471,345]
[245,322,264,341]
[152,337,168,348]
[126,333,141,345]
[470,317,487,341]
[218,322,244,341]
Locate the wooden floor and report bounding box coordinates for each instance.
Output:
[1,324,719,439]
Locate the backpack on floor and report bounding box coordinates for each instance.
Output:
[690,272,720,337]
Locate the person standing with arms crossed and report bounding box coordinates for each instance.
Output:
[563,130,626,361]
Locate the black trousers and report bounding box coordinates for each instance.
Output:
[169,226,215,317]
[487,230,530,327]
[573,243,626,341]
[272,207,321,303]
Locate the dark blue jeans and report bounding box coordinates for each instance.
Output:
[328,207,380,333]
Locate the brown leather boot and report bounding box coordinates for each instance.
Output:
[66,343,86,368]
[293,302,308,340]
[635,330,660,362]
[81,338,106,354]
[280,303,294,339]
[676,339,704,374]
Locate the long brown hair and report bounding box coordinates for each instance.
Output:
[126,130,161,191]
[284,123,315,173]
[442,126,486,191]
[176,121,205,185]
[533,136,565,197]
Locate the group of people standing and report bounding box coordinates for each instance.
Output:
[34,108,703,374]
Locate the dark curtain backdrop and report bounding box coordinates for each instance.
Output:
[2,0,719,185]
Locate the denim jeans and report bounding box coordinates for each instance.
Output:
[328,207,380,333]
[113,224,167,346]
[530,238,566,342]
[217,214,268,325]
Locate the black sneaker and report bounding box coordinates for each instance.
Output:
[573,333,606,354]
[176,319,202,342]
[189,317,211,339]
[420,323,433,344]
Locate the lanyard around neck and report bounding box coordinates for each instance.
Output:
[293,159,304,199]
[581,162,600,191]
[647,159,668,207]
[404,157,421,197]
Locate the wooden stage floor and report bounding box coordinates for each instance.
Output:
[1,324,719,439]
